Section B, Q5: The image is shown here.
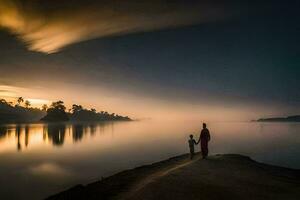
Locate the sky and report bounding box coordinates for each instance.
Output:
[0,0,299,121]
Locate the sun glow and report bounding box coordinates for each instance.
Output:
[0,84,51,108]
[25,98,50,107]
[0,85,24,98]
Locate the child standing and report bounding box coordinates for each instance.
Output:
[188,134,197,159]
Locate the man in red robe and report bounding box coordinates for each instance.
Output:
[197,123,211,159]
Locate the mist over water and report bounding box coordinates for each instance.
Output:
[0,120,299,200]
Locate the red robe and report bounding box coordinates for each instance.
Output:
[200,128,210,157]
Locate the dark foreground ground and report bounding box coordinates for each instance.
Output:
[46,153,300,200]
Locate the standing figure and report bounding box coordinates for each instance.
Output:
[198,123,211,159]
[188,134,197,159]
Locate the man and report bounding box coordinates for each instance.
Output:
[197,123,211,159]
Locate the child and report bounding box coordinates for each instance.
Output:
[188,134,197,159]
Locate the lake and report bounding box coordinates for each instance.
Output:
[0,120,299,200]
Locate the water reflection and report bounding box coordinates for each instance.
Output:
[0,122,116,151]
[72,124,84,142]
[47,124,66,146]
[0,121,299,200]
[0,126,7,139]
[16,124,22,151]
[90,124,96,136]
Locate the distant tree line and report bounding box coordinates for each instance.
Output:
[41,101,69,121]
[41,101,131,122]
[0,98,131,123]
[0,98,45,123]
[256,115,300,122]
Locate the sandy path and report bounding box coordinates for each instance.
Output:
[47,154,300,200]
[120,154,300,200]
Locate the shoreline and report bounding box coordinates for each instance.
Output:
[0,119,134,125]
[46,153,300,200]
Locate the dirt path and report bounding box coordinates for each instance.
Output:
[47,154,300,200]
[120,154,300,200]
[120,156,199,199]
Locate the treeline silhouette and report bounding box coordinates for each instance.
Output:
[41,101,131,122]
[0,98,45,123]
[256,115,300,122]
[0,98,131,123]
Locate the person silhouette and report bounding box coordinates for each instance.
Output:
[188,134,197,160]
[197,123,211,159]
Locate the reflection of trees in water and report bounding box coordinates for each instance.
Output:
[72,124,84,142]
[0,126,7,139]
[0,122,117,149]
[99,122,114,136]
[89,124,97,136]
[0,125,33,151]
[99,123,105,133]
[16,125,22,151]
[43,125,47,141]
[43,123,112,145]
[47,124,66,146]
[71,122,114,142]
[0,125,23,151]
[25,125,29,147]
[70,122,111,142]
[6,128,13,137]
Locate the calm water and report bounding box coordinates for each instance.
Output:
[0,120,299,200]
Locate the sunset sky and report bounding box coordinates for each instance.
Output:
[0,0,299,121]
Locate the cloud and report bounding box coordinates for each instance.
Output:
[0,84,25,98]
[0,0,228,53]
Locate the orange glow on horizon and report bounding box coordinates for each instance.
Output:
[0,83,282,121]
[25,98,51,107]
